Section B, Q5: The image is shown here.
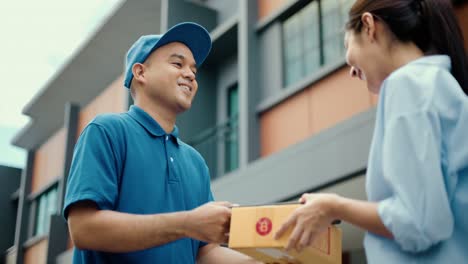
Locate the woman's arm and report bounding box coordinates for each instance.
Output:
[333,195,393,238]
[275,193,393,252]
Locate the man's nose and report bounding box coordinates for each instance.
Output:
[182,67,195,81]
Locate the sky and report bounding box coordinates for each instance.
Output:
[0,0,123,168]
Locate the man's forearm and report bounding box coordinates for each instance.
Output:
[69,207,190,252]
[197,245,262,264]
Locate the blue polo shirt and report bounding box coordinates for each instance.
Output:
[63,105,214,264]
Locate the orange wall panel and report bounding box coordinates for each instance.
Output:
[260,67,371,157]
[258,0,290,20]
[309,68,371,134]
[260,89,310,156]
[455,3,468,50]
[31,127,66,193]
[24,239,48,264]
[77,76,127,137]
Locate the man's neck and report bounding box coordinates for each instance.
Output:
[135,99,176,134]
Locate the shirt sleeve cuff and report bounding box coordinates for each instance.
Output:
[63,192,114,221]
[378,197,433,253]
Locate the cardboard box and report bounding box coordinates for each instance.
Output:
[228,204,342,264]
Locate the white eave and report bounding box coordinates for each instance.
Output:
[12,0,162,150]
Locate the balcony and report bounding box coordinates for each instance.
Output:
[187,114,238,180]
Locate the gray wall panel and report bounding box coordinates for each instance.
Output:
[259,22,283,102]
[216,55,238,123]
[13,152,34,264]
[215,55,238,176]
[164,0,217,31]
[177,67,218,141]
[212,108,376,204]
[46,215,69,264]
[49,103,79,264]
[238,0,260,166]
[190,0,238,23]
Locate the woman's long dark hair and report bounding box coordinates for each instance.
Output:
[346,0,468,95]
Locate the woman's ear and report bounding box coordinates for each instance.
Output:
[361,12,377,43]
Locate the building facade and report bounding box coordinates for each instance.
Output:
[5,0,468,263]
[0,165,21,263]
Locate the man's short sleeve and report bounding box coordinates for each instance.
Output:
[63,123,121,220]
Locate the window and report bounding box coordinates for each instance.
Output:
[283,0,354,86]
[283,1,320,86]
[33,186,58,237]
[322,0,354,64]
[225,85,239,173]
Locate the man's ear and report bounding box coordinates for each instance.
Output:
[132,63,146,84]
[361,12,377,43]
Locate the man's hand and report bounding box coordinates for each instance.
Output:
[184,201,233,244]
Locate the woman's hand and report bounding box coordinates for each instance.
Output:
[274,193,339,252]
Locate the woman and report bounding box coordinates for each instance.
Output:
[275,0,468,262]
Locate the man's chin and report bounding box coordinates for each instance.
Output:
[175,102,192,114]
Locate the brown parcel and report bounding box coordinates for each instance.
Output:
[228,204,342,264]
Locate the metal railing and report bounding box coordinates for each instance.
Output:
[187,114,238,180]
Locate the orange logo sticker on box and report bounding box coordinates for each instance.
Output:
[256,217,273,236]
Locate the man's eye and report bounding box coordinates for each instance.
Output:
[172,62,182,67]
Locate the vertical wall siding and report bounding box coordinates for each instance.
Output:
[31,128,66,194]
[77,76,127,137]
[257,0,290,20]
[24,239,48,264]
[260,67,372,157]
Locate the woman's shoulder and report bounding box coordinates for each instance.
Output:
[386,55,452,90]
[382,55,456,115]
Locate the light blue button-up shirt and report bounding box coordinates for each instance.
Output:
[365,55,468,263]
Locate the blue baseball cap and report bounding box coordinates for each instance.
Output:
[124,22,212,89]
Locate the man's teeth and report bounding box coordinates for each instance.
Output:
[180,85,191,92]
